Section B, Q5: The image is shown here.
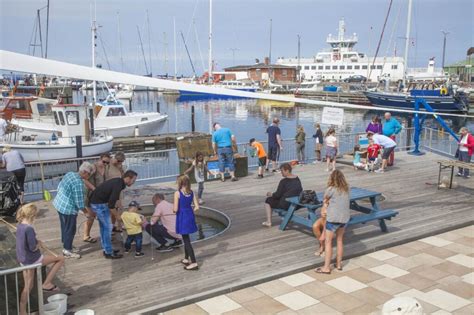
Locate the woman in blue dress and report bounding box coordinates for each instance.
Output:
[173,175,200,270]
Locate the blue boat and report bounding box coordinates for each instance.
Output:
[363,89,469,113]
[178,81,260,102]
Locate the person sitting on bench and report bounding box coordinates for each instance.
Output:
[262,163,303,227]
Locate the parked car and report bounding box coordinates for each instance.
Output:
[344,75,367,83]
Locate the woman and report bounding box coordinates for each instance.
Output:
[1,145,26,203]
[262,163,303,227]
[365,116,383,134]
[174,175,200,271]
[295,125,306,164]
[315,170,350,274]
[16,204,65,315]
[82,152,111,243]
[457,127,474,178]
[325,128,338,172]
[312,124,324,162]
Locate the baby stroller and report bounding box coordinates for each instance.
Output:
[0,171,21,217]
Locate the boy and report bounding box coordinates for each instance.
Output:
[366,138,381,172]
[249,138,267,179]
[121,201,145,257]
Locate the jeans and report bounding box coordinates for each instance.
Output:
[296,142,305,162]
[458,151,472,177]
[197,182,204,199]
[217,147,235,172]
[125,233,143,253]
[182,234,196,263]
[58,212,77,251]
[90,203,113,255]
[145,224,178,246]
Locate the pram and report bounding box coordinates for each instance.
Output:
[0,171,21,217]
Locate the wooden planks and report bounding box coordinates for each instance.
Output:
[4,152,472,314]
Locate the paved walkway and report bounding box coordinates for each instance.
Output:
[165,226,474,315]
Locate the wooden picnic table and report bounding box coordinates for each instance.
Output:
[273,187,398,232]
[437,160,474,189]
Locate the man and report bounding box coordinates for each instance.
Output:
[53,162,95,259]
[212,122,238,182]
[1,145,26,203]
[266,117,283,172]
[367,131,397,173]
[0,115,8,141]
[105,151,126,231]
[90,170,138,259]
[382,112,401,166]
[144,193,182,252]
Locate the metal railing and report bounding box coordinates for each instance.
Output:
[0,264,44,315]
[20,127,458,198]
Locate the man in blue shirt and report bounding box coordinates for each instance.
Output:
[266,117,283,172]
[382,112,402,166]
[212,123,238,182]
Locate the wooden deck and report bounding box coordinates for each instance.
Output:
[3,152,474,314]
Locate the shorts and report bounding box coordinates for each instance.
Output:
[368,157,377,162]
[20,255,44,266]
[258,156,267,167]
[265,196,289,210]
[326,146,337,160]
[268,145,280,161]
[353,162,364,168]
[382,146,396,160]
[325,221,346,232]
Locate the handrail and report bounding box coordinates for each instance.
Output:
[0,263,42,276]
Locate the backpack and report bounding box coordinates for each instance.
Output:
[298,190,319,205]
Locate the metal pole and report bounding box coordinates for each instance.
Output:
[269,18,272,64]
[402,0,413,88]
[157,102,160,113]
[45,0,50,58]
[441,30,449,69]
[173,17,177,80]
[297,34,301,82]
[191,105,195,132]
[146,10,153,77]
[91,12,97,105]
[117,11,124,72]
[208,0,213,83]
[37,9,44,58]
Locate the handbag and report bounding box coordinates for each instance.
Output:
[454,148,460,159]
[298,190,320,205]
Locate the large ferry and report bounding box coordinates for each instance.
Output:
[276,19,405,82]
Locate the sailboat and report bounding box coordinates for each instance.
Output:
[363,0,469,113]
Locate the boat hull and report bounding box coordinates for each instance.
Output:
[363,91,468,113]
[0,137,114,162]
[177,88,258,101]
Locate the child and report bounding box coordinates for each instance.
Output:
[312,196,329,256]
[249,138,267,179]
[174,175,200,271]
[121,201,145,257]
[366,138,381,172]
[184,152,210,204]
[352,145,367,170]
[16,204,65,315]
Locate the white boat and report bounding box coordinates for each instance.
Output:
[277,19,405,82]
[1,104,113,162]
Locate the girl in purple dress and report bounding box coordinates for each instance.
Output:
[366,116,383,134]
[174,175,200,270]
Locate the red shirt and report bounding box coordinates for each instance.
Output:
[367,144,381,158]
[460,133,474,156]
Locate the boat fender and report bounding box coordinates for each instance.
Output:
[440,87,448,96]
[134,126,139,137]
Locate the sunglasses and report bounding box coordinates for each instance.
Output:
[117,160,125,163]
[102,160,110,164]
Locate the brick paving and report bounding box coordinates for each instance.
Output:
[165,226,474,315]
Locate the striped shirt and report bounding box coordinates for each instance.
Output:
[53,172,86,215]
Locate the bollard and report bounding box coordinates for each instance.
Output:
[191,105,195,132]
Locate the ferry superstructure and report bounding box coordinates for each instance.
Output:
[276,19,405,82]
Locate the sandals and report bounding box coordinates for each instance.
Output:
[315,267,331,274]
[83,236,97,243]
[334,264,343,271]
[261,222,272,228]
[43,285,59,292]
[180,259,190,266]
[184,264,199,271]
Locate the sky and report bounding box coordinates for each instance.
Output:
[1,0,473,77]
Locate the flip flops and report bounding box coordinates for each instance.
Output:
[83,236,97,243]
[314,267,331,275]
[43,285,59,292]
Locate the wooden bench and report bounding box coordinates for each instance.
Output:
[437,160,474,189]
[272,187,398,232]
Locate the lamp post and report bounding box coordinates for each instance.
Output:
[441,30,449,69]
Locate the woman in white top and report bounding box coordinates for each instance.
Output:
[1,145,26,203]
[325,128,338,172]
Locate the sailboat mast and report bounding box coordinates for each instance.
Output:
[146,10,153,76]
[45,0,50,58]
[137,26,149,75]
[91,11,97,104]
[269,18,272,63]
[174,17,177,80]
[208,0,213,83]
[117,11,124,72]
[402,0,412,88]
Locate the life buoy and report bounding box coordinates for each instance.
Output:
[440,87,448,96]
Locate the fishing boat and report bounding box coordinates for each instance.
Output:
[1,104,113,162]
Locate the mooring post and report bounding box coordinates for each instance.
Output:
[191,105,195,132]
[89,107,95,136]
[129,99,132,112]
[75,135,83,169]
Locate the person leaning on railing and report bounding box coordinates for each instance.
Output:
[457,127,474,178]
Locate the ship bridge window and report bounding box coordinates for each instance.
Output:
[325,65,330,70]
[106,107,126,117]
[311,66,316,70]
[377,65,383,69]
[37,103,53,116]
[340,65,345,70]
[391,65,398,70]
[56,111,65,125]
[355,65,360,70]
[53,112,60,125]
[66,111,80,125]
[347,65,353,70]
[362,65,368,70]
[318,66,323,70]
[304,66,310,70]
[7,100,29,110]
[332,65,337,70]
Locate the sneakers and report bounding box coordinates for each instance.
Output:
[103,249,121,256]
[71,247,81,254]
[198,199,204,205]
[124,249,131,254]
[156,245,174,252]
[104,253,123,259]
[63,249,81,259]
[169,240,183,248]
[375,169,385,173]
[456,172,463,177]
[134,252,145,258]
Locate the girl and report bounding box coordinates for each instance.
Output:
[174,175,200,271]
[16,204,65,315]
[295,125,306,164]
[315,170,350,274]
[184,152,209,204]
[352,145,367,170]
[325,128,338,172]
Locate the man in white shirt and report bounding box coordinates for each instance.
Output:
[0,116,8,141]
[367,131,397,173]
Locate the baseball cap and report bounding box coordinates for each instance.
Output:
[128,201,142,210]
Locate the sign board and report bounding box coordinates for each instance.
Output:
[321,107,344,126]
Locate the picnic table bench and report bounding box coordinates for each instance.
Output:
[437,160,474,189]
[272,187,398,232]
